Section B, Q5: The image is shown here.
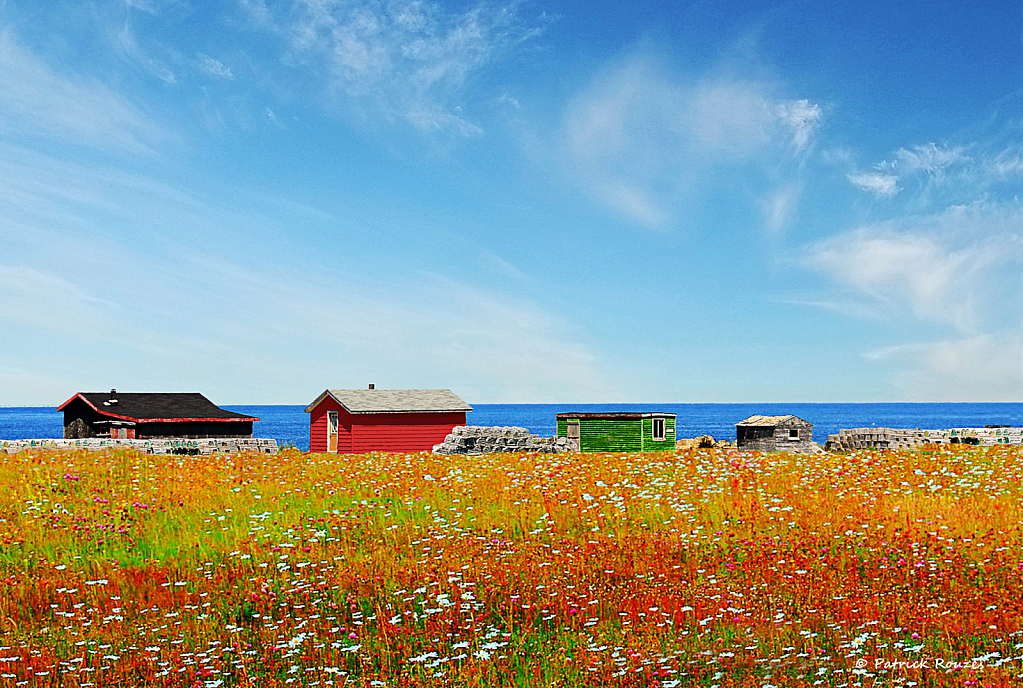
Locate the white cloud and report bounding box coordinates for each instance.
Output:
[558,51,822,229]
[865,336,1022,401]
[252,0,543,135]
[688,79,772,157]
[0,265,122,336]
[190,261,617,403]
[990,147,1023,179]
[122,0,177,14]
[847,171,899,197]
[775,99,822,153]
[0,141,617,404]
[0,28,165,154]
[891,142,968,175]
[849,143,979,197]
[806,211,1020,332]
[0,365,73,405]
[804,200,1023,400]
[116,20,177,83]
[762,184,801,234]
[195,53,234,79]
[0,253,617,404]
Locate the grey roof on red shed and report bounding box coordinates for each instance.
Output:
[305,389,472,414]
[58,392,257,422]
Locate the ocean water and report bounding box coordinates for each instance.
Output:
[2,403,1021,452]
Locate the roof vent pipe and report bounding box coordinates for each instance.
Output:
[368,384,375,390]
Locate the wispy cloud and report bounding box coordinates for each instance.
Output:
[889,142,969,176]
[806,200,1022,328]
[761,184,802,234]
[115,19,177,83]
[846,142,1007,199]
[195,53,234,79]
[804,199,1023,399]
[250,0,545,135]
[775,99,821,153]
[557,50,822,229]
[847,171,899,197]
[0,265,123,336]
[864,335,1022,401]
[121,0,178,14]
[0,28,165,154]
[0,140,616,404]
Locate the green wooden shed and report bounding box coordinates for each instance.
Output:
[555,412,676,452]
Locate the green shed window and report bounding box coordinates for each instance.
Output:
[652,417,666,441]
[567,420,580,438]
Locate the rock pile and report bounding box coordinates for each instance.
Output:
[675,436,730,450]
[433,426,579,455]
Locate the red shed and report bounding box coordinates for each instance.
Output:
[305,388,472,454]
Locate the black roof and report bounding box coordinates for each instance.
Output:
[60,392,257,422]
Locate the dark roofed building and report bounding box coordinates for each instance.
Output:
[735,415,816,453]
[58,390,257,439]
[305,387,472,453]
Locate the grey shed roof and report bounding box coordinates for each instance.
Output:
[736,415,812,427]
[305,389,473,414]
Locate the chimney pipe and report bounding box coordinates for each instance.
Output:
[368,384,375,390]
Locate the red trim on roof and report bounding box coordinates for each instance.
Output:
[127,417,260,423]
[56,393,91,413]
[56,393,257,422]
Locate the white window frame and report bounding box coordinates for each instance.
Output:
[652,417,666,441]
[328,412,339,435]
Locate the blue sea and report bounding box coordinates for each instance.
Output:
[2,403,1021,452]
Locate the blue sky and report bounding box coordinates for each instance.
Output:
[1,0,1021,405]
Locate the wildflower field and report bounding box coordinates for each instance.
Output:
[1,445,1021,687]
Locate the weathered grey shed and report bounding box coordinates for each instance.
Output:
[735,415,816,453]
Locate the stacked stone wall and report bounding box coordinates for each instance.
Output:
[433,426,579,455]
[825,427,1023,451]
[0,437,279,455]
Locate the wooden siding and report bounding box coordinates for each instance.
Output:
[640,416,676,450]
[310,408,328,453]
[557,416,675,452]
[350,412,465,453]
[308,397,464,453]
[133,421,253,439]
[309,397,350,453]
[736,423,814,452]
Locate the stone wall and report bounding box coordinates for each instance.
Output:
[0,437,279,455]
[433,426,579,455]
[825,427,1022,451]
